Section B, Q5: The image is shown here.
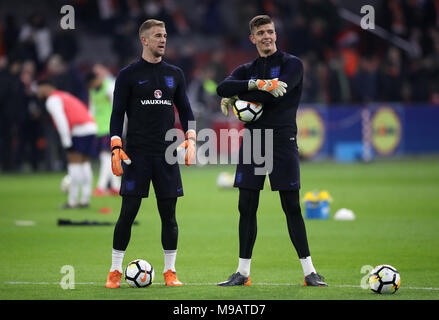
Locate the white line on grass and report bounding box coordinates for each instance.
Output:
[4,281,439,291]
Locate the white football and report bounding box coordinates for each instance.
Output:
[60,175,71,193]
[125,259,155,288]
[216,172,235,189]
[369,264,401,294]
[233,100,263,122]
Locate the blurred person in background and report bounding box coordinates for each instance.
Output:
[111,18,138,67]
[15,59,45,171]
[36,79,97,209]
[2,14,20,60]
[18,13,52,70]
[52,28,80,63]
[352,55,379,104]
[300,54,321,103]
[327,49,351,104]
[86,67,121,196]
[45,54,88,104]
[379,47,405,102]
[0,57,26,172]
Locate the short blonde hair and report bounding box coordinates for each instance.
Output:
[138,19,165,39]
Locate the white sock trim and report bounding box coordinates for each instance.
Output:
[67,163,83,206]
[163,249,177,273]
[80,162,93,205]
[110,248,125,273]
[300,256,317,277]
[236,258,251,277]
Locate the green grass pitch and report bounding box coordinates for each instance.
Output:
[0,157,438,300]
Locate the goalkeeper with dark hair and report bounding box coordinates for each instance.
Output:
[216,15,327,287]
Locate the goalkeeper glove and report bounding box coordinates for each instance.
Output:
[111,136,131,176]
[177,130,196,166]
[248,78,287,97]
[220,95,238,116]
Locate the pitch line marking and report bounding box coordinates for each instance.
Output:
[4,281,439,291]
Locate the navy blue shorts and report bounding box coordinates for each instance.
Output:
[120,153,183,199]
[71,135,96,158]
[234,131,301,191]
[94,135,111,154]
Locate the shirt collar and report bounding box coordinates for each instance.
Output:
[139,57,163,66]
[258,50,282,61]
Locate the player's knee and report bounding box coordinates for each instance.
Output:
[117,196,141,228]
[161,215,178,230]
[157,198,177,220]
[238,189,259,217]
[280,191,301,216]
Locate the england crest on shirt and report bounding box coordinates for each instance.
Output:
[270,66,280,78]
[164,76,174,88]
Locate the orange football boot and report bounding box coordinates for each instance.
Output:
[163,270,183,286]
[105,270,122,288]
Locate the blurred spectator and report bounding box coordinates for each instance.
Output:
[165,43,195,81]
[86,66,121,195]
[201,0,224,35]
[380,0,409,38]
[423,0,439,30]
[352,55,379,104]
[2,14,20,60]
[298,0,340,52]
[423,30,439,104]
[378,47,405,102]
[301,55,321,103]
[140,0,178,35]
[93,63,115,81]
[15,60,45,171]
[44,54,88,103]
[111,18,138,67]
[327,50,351,104]
[286,14,310,57]
[18,13,52,70]
[406,57,429,102]
[52,29,80,63]
[205,50,228,84]
[0,57,26,171]
[188,65,220,128]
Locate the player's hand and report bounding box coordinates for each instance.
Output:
[111,136,131,176]
[248,78,287,97]
[220,95,238,116]
[177,130,196,166]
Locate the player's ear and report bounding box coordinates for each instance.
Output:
[249,34,256,45]
[140,35,147,47]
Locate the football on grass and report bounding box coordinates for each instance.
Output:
[233,100,263,122]
[369,264,400,294]
[125,259,155,288]
[60,175,71,193]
